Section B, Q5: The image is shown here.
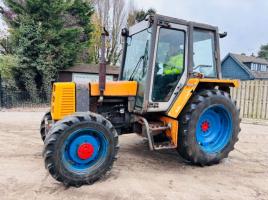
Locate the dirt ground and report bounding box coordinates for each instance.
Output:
[0,111,268,200]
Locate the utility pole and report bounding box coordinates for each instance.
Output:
[0,73,3,108]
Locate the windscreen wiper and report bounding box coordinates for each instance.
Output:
[128,41,149,81]
[129,55,145,81]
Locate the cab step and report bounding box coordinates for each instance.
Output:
[149,121,169,136]
[136,116,175,151]
[153,142,177,150]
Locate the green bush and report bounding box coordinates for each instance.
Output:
[0,54,18,89]
[2,0,94,99]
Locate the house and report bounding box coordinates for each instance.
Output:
[221,53,268,80]
[58,64,120,83]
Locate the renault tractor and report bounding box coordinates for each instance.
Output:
[40,14,240,187]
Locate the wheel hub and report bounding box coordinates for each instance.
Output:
[77,143,94,160]
[201,121,210,132]
[196,105,233,153]
[67,134,100,165]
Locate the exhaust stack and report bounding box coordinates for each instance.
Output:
[99,27,109,102]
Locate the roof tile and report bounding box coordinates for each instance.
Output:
[231,53,268,65]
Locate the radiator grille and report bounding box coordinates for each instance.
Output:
[51,83,76,120]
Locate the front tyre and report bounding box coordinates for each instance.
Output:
[43,112,119,187]
[40,111,52,141]
[178,90,240,166]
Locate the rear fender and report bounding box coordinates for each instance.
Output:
[167,78,239,119]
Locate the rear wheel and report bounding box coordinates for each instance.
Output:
[40,111,52,141]
[43,112,119,187]
[178,90,240,165]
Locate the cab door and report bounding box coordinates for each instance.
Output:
[147,23,188,112]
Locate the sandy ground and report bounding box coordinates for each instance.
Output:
[0,111,268,200]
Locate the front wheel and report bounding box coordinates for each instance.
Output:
[178,90,240,166]
[40,111,52,141]
[43,112,119,187]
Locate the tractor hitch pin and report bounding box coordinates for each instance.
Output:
[98,27,109,103]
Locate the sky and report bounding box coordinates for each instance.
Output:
[0,0,268,58]
[130,0,268,58]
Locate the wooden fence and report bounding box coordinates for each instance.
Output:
[230,80,268,120]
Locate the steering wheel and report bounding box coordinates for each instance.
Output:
[193,65,212,70]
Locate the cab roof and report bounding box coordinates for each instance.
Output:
[147,14,218,32]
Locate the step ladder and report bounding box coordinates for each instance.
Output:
[136,116,177,150]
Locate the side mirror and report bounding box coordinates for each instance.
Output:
[121,28,129,37]
[219,32,227,38]
[120,28,129,44]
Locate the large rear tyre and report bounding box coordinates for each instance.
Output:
[43,112,119,187]
[178,90,240,166]
[40,111,52,141]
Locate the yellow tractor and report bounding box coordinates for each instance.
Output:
[41,14,240,187]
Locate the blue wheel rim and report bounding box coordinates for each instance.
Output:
[61,128,108,173]
[196,105,232,154]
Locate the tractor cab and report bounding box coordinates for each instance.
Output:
[120,14,222,113]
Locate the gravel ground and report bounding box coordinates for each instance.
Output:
[0,111,267,200]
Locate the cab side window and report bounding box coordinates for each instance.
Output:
[193,29,217,77]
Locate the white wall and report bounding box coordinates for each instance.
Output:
[72,73,114,83]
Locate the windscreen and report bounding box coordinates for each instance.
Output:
[122,28,152,108]
[122,29,151,81]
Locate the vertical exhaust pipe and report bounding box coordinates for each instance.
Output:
[99,27,109,103]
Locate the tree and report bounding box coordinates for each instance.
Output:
[136,8,156,22]
[0,54,18,89]
[0,4,14,55]
[1,0,94,98]
[0,37,14,55]
[90,0,127,65]
[90,1,156,65]
[258,44,268,60]
[127,6,156,27]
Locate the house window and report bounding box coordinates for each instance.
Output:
[251,63,258,71]
[257,64,261,71]
[261,65,267,72]
[251,63,254,71]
